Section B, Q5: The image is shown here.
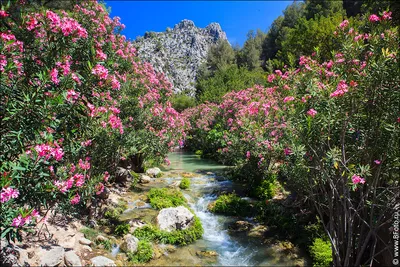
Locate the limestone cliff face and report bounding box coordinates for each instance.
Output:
[134,19,228,95]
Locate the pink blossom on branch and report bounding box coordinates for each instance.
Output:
[369,14,380,22]
[70,194,80,205]
[307,109,318,117]
[0,187,20,203]
[352,175,366,185]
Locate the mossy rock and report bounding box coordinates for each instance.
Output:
[133,216,203,246]
[209,193,253,217]
[179,178,190,189]
[127,240,154,263]
[147,188,187,210]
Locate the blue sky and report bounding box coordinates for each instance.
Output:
[105,1,293,46]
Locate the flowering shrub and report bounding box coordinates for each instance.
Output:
[185,12,399,265]
[0,1,184,241]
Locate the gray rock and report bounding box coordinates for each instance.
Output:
[64,251,81,267]
[0,238,9,249]
[15,246,29,266]
[168,181,180,188]
[90,256,116,267]
[139,175,151,184]
[79,237,92,246]
[157,206,194,232]
[40,246,65,266]
[145,167,161,178]
[121,234,139,253]
[81,245,92,252]
[135,19,228,96]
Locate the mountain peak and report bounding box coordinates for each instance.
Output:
[174,19,196,29]
[135,20,229,95]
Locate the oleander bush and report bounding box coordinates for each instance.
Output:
[0,0,185,241]
[184,12,399,265]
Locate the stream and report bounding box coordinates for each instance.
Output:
[114,150,307,266]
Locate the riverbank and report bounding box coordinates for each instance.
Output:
[1,151,310,266]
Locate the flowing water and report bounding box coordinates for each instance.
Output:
[118,150,306,266]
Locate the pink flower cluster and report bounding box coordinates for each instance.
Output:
[339,20,349,29]
[330,80,349,98]
[66,89,80,102]
[46,10,88,38]
[352,175,366,185]
[35,142,64,161]
[70,194,80,205]
[92,64,109,80]
[78,158,91,170]
[95,183,105,195]
[0,187,20,203]
[11,209,40,227]
[307,109,318,117]
[369,14,380,22]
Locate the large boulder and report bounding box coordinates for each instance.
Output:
[145,167,161,178]
[64,250,81,267]
[90,256,116,267]
[120,234,139,253]
[79,237,92,246]
[157,206,194,232]
[39,246,65,266]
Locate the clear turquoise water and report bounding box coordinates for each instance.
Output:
[160,150,228,173]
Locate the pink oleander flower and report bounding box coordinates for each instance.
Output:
[66,89,80,102]
[246,151,251,159]
[374,160,381,165]
[267,74,275,83]
[54,180,67,193]
[31,209,40,219]
[92,64,108,80]
[283,96,295,103]
[111,75,121,90]
[369,14,380,22]
[103,171,110,182]
[70,194,80,205]
[307,109,317,117]
[284,147,292,156]
[164,158,171,166]
[382,11,392,20]
[11,215,25,227]
[96,183,105,195]
[0,187,20,203]
[352,175,366,185]
[78,159,90,170]
[330,80,349,98]
[0,10,9,18]
[50,68,59,84]
[74,173,85,187]
[81,140,92,147]
[26,15,38,31]
[339,20,349,29]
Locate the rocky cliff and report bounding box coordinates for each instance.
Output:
[134,19,228,95]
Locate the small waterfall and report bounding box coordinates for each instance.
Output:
[189,177,257,266]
